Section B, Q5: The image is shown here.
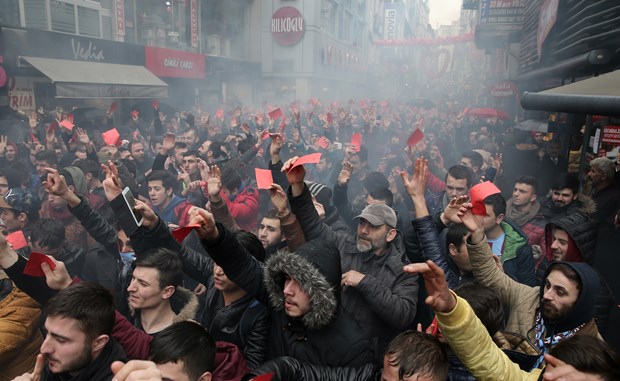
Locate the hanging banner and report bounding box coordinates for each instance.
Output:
[602,126,620,144]
[115,0,125,37]
[537,0,559,60]
[190,0,198,48]
[384,3,397,40]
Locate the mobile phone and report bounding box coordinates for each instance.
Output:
[122,187,144,227]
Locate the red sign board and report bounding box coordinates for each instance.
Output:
[602,126,620,144]
[489,81,517,98]
[271,6,304,46]
[145,46,205,78]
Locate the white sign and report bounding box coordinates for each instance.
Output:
[7,76,36,112]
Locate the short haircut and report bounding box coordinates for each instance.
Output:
[132,248,183,289]
[30,219,65,250]
[550,173,579,194]
[149,321,216,380]
[352,145,368,163]
[261,209,280,221]
[221,167,242,192]
[34,150,58,166]
[446,223,469,252]
[147,170,178,193]
[590,157,616,180]
[128,140,143,153]
[181,150,200,158]
[483,193,506,217]
[446,165,474,187]
[73,159,100,179]
[368,187,394,207]
[46,282,115,340]
[461,151,483,169]
[548,262,581,291]
[515,175,538,196]
[454,283,504,335]
[174,142,188,151]
[549,335,620,381]
[384,330,449,381]
[235,231,266,262]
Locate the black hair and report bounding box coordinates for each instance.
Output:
[446,223,469,252]
[385,330,449,380]
[352,145,368,163]
[235,230,266,262]
[515,175,538,196]
[181,149,200,158]
[73,159,101,179]
[128,140,143,153]
[549,335,620,381]
[149,321,216,380]
[221,167,242,192]
[30,219,65,250]
[461,150,483,170]
[261,209,280,221]
[147,170,179,193]
[132,248,183,289]
[483,193,506,217]
[454,282,504,335]
[550,173,579,194]
[46,282,115,340]
[34,150,58,166]
[368,187,394,207]
[174,142,188,150]
[446,165,474,187]
[547,262,581,291]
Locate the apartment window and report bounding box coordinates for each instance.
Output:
[24,0,48,29]
[51,0,76,33]
[77,5,100,37]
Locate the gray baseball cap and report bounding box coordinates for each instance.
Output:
[354,203,397,228]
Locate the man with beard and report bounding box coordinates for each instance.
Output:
[458,201,602,368]
[540,173,595,221]
[10,282,126,381]
[285,157,419,360]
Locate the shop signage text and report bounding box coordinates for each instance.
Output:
[271,6,304,46]
[489,81,516,98]
[145,46,205,78]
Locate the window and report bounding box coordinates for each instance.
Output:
[77,5,100,37]
[51,0,76,33]
[24,0,48,29]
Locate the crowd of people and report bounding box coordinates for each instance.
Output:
[0,98,619,381]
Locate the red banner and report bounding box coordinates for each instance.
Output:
[602,126,620,144]
[190,0,198,48]
[115,0,125,37]
[145,46,205,78]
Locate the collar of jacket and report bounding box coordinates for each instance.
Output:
[499,220,527,263]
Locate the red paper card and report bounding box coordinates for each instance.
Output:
[102,128,122,147]
[23,252,56,277]
[253,373,274,381]
[326,112,333,124]
[6,231,28,250]
[132,131,139,140]
[215,109,224,119]
[260,130,270,141]
[407,128,424,147]
[153,100,159,109]
[171,224,201,243]
[350,133,362,152]
[255,168,274,189]
[469,181,501,215]
[108,102,118,114]
[60,120,74,131]
[288,153,322,172]
[131,110,139,119]
[268,107,284,121]
[316,136,330,149]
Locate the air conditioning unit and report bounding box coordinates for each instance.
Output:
[206,34,220,55]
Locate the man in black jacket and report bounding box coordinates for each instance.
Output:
[243,331,448,381]
[283,157,418,358]
[190,207,374,367]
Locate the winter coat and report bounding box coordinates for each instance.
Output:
[467,237,601,345]
[243,356,380,381]
[223,187,259,231]
[129,218,270,368]
[0,276,43,381]
[131,286,199,334]
[289,182,419,355]
[152,195,194,227]
[202,226,374,367]
[591,184,620,223]
[497,220,537,286]
[540,194,596,221]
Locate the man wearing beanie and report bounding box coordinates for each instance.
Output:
[307,182,350,234]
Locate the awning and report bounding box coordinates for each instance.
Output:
[521,70,620,116]
[20,56,168,99]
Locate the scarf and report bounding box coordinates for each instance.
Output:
[532,311,585,368]
[506,198,541,227]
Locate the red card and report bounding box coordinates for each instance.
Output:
[153,100,159,109]
[171,224,201,243]
[407,128,424,147]
[23,252,56,277]
[326,112,333,124]
[6,231,28,250]
[470,181,501,215]
[108,102,118,114]
[132,131,139,140]
[350,133,362,152]
[260,130,270,141]
[288,153,322,172]
[316,136,330,149]
[215,109,224,120]
[253,373,274,381]
[102,128,122,147]
[131,110,139,119]
[255,168,274,189]
[60,120,74,131]
[268,107,284,121]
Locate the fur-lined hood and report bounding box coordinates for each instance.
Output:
[263,239,341,330]
[129,286,199,323]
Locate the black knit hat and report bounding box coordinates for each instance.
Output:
[307,182,332,208]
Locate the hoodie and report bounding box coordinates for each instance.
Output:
[152,195,193,227]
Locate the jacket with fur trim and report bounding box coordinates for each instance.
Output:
[130,286,199,334]
[202,224,374,367]
[540,194,596,221]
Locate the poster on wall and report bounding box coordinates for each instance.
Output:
[7,76,36,112]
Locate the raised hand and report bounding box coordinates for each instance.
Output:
[188,207,218,240]
[76,127,90,145]
[197,158,210,181]
[337,161,352,186]
[0,135,7,155]
[401,157,428,199]
[11,354,45,381]
[101,161,123,201]
[282,156,305,185]
[177,166,190,187]
[110,360,163,381]
[161,133,175,154]
[41,258,73,291]
[269,183,288,213]
[134,199,158,228]
[207,165,222,200]
[442,195,469,225]
[456,202,484,234]
[403,260,457,314]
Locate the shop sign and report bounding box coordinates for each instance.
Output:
[537,0,559,60]
[190,0,198,48]
[1,28,144,65]
[384,5,397,40]
[7,76,36,112]
[145,46,206,78]
[115,0,125,37]
[489,81,516,98]
[271,6,304,46]
[602,126,620,144]
[480,0,525,25]
[462,0,480,10]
